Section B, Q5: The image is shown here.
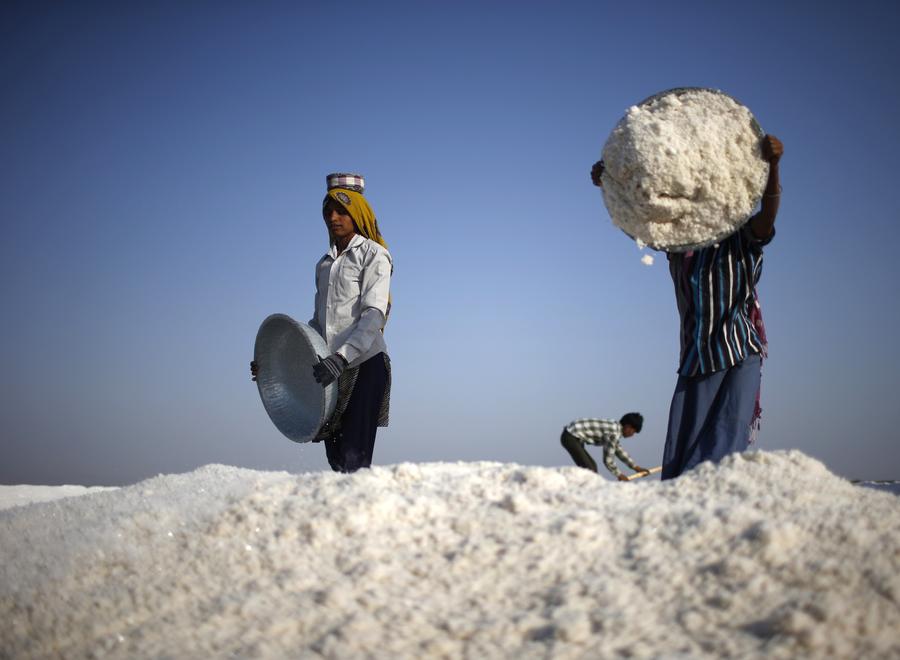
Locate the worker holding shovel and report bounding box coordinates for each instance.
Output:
[560,413,658,481]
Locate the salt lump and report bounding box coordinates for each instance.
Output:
[602,88,769,250]
[2,452,899,658]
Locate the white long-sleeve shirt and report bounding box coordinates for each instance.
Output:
[309,233,392,368]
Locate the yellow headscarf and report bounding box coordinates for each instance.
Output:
[324,189,388,250]
[323,188,392,320]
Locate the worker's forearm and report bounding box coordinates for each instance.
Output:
[749,161,780,239]
[603,450,623,478]
[616,448,640,472]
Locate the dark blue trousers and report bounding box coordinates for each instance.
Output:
[662,354,761,480]
[325,353,388,473]
[560,429,598,472]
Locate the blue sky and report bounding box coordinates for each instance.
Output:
[2,1,899,485]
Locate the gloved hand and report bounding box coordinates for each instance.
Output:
[313,353,347,386]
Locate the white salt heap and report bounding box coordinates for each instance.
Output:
[601,89,769,250]
[0,484,117,511]
[2,451,899,659]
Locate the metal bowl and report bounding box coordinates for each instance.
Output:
[608,87,766,253]
[254,314,337,443]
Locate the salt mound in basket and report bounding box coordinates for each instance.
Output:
[600,88,768,251]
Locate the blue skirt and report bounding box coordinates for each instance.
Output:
[662,354,761,480]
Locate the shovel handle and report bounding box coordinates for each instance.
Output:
[624,466,662,481]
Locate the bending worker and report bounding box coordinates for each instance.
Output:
[560,413,649,481]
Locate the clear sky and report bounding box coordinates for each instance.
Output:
[2,1,899,485]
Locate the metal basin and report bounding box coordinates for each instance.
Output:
[254,314,337,443]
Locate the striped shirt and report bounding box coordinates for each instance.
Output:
[668,225,773,376]
[565,418,640,478]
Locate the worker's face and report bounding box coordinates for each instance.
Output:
[323,201,357,241]
[621,425,636,438]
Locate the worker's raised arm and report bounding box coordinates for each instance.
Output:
[748,135,783,240]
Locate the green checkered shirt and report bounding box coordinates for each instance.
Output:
[565,418,641,478]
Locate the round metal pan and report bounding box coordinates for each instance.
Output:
[254,314,337,443]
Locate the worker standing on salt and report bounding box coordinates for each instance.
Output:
[251,173,393,473]
[591,135,783,479]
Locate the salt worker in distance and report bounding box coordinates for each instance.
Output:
[591,135,783,479]
[251,173,393,473]
[560,413,650,481]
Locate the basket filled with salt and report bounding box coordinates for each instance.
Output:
[599,87,768,252]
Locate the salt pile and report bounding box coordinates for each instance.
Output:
[601,88,769,250]
[0,485,117,511]
[2,451,899,659]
